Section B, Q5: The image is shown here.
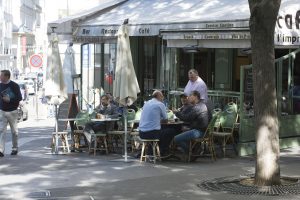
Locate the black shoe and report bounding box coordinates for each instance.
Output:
[11,150,18,155]
[135,152,141,158]
[0,152,4,157]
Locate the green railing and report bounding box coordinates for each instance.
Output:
[238,48,300,144]
[208,90,240,110]
[240,48,300,119]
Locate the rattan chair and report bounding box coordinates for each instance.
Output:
[73,111,90,150]
[212,103,239,157]
[188,114,219,162]
[107,109,136,152]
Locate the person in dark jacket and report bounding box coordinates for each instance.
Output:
[0,70,22,157]
[174,90,209,153]
[83,94,119,144]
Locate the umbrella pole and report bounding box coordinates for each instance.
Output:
[124,106,128,162]
[55,104,59,154]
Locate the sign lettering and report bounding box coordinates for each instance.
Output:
[276,9,300,45]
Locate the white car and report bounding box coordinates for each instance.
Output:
[23,80,35,95]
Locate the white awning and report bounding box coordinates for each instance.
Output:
[47,0,128,42]
[74,0,250,37]
[79,0,250,26]
[51,0,300,46]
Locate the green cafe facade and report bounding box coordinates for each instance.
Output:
[49,0,300,155]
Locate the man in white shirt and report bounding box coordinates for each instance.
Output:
[184,69,208,103]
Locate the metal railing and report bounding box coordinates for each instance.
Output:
[240,48,300,118]
[208,90,240,110]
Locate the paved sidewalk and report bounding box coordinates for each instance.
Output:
[0,118,300,200]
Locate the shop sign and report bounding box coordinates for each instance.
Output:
[275,8,300,45]
[205,23,234,29]
[175,32,251,40]
[77,25,153,37]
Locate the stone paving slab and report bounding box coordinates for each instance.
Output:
[0,118,300,200]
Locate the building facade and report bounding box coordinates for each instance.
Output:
[0,0,13,71]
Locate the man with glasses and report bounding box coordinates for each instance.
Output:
[83,94,119,144]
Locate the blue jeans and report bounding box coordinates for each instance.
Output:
[174,129,204,153]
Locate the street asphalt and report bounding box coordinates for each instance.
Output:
[0,100,300,200]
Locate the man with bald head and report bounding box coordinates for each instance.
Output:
[139,90,175,156]
[184,69,208,103]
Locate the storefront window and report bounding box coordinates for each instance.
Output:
[103,43,116,94]
[143,37,157,97]
[81,42,116,109]
[81,43,95,109]
[278,49,300,115]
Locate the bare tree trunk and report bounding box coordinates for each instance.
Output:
[248,0,281,186]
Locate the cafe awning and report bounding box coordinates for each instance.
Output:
[74,0,251,38]
[51,0,300,46]
[47,0,128,42]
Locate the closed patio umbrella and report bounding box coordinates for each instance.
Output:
[45,33,67,103]
[113,20,140,162]
[45,32,68,154]
[62,43,77,95]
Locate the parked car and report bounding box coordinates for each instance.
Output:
[17,102,28,122]
[23,79,35,95]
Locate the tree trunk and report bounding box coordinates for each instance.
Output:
[248,0,281,186]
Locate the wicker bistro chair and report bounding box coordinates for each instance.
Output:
[212,103,239,157]
[188,114,220,162]
[129,108,143,152]
[88,111,110,156]
[106,109,136,152]
[73,111,90,150]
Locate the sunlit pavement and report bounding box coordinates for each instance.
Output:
[1,116,300,199]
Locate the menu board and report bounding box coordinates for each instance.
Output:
[56,94,79,132]
[244,68,254,103]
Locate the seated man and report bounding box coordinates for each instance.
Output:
[174,90,209,154]
[139,90,176,156]
[83,94,119,144]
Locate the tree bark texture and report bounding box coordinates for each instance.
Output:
[248,0,281,186]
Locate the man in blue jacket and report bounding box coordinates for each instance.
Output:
[0,70,22,157]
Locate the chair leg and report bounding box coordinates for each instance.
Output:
[188,141,192,163]
[51,135,55,153]
[74,133,80,149]
[64,134,70,153]
[155,142,161,162]
[152,142,156,163]
[61,135,66,152]
[208,140,216,161]
[55,133,59,154]
[94,137,97,156]
[104,137,108,154]
[140,142,146,162]
[222,136,226,157]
